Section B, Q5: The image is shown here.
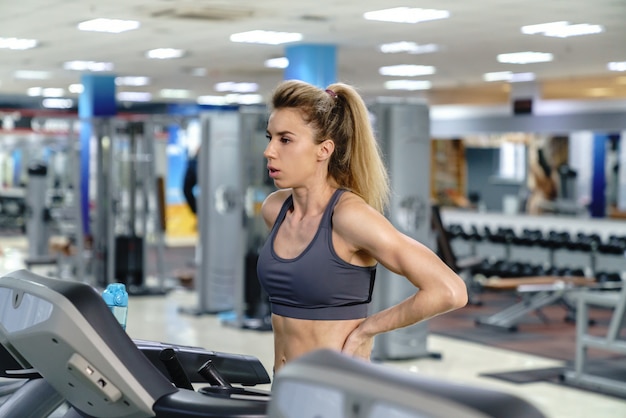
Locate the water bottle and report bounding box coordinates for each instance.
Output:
[102,283,128,330]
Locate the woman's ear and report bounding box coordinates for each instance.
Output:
[317,139,335,161]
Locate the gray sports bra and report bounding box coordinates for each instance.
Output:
[256,189,376,320]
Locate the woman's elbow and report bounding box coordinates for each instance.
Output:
[442,277,468,311]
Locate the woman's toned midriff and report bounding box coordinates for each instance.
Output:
[271,314,365,373]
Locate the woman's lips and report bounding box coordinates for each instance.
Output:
[268,166,279,178]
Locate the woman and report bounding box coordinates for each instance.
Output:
[257,80,467,373]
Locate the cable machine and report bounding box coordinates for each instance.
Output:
[91,117,168,293]
[369,100,441,361]
[182,106,272,328]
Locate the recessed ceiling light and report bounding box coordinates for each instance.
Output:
[497,52,553,64]
[227,94,264,105]
[64,61,114,71]
[510,73,536,82]
[379,65,435,77]
[145,48,185,59]
[214,82,258,93]
[483,71,536,82]
[117,92,152,102]
[77,18,140,34]
[384,80,431,91]
[364,8,449,24]
[484,71,513,82]
[379,42,439,55]
[521,21,568,35]
[69,84,84,94]
[522,21,603,38]
[265,57,289,69]
[197,95,228,106]
[230,30,302,45]
[14,70,51,80]
[42,98,74,109]
[116,76,151,86]
[0,37,38,50]
[608,62,626,72]
[27,87,65,97]
[197,94,264,105]
[160,89,191,99]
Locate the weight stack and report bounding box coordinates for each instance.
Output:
[114,235,144,288]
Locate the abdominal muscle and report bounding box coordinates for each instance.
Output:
[271,314,365,373]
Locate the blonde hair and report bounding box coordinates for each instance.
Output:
[270,80,390,213]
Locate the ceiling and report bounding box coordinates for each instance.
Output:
[1,0,626,108]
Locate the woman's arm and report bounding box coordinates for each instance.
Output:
[333,194,468,359]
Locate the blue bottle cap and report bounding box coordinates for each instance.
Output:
[103,283,128,307]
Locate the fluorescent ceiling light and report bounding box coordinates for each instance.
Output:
[64,60,114,71]
[198,95,228,106]
[379,64,435,77]
[364,7,449,24]
[14,70,51,80]
[384,80,431,91]
[379,42,439,54]
[77,18,140,34]
[160,89,191,99]
[608,61,626,72]
[0,37,38,50]
[146,48,185,59]
[42,98,74,109]
[27,87,42,96]
[510,72,536,82]
[521,21,568,35]
[69,84,84,94]
[197,94,264,106]
[483,71,513,82]
[522,21,603,38]
[116,76,150,86]
[483,71,536,82]
[265,57,289,69]
[497,51,553,64]
[230,30,302,45]
[227,94,264,105]
[27,87,65,97]
[215,81,258,93]
[117,92,152,102]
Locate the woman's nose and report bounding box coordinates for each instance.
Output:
[263,140,274,159]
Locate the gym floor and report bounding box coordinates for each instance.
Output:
[1,235,625,418]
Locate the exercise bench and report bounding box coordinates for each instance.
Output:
[562,279,626,397]
[475,276,596,332]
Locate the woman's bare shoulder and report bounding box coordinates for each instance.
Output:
[332,190,394,245]
[334,191,379,220]
[261,189,292,228]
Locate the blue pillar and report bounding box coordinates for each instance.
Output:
[618,134,626,211]
[11,149,21,187]
[590,133,608,218]
[284,44,337,88]
[78,74,116,234]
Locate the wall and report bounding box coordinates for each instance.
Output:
[465,147,524,212]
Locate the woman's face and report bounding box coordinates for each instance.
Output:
[265,107,321,189]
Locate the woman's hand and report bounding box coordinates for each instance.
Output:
[342,325,374,361]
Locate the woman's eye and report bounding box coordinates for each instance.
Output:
[280,137,290,143]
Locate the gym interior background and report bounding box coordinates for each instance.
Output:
[1,1,626,417]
